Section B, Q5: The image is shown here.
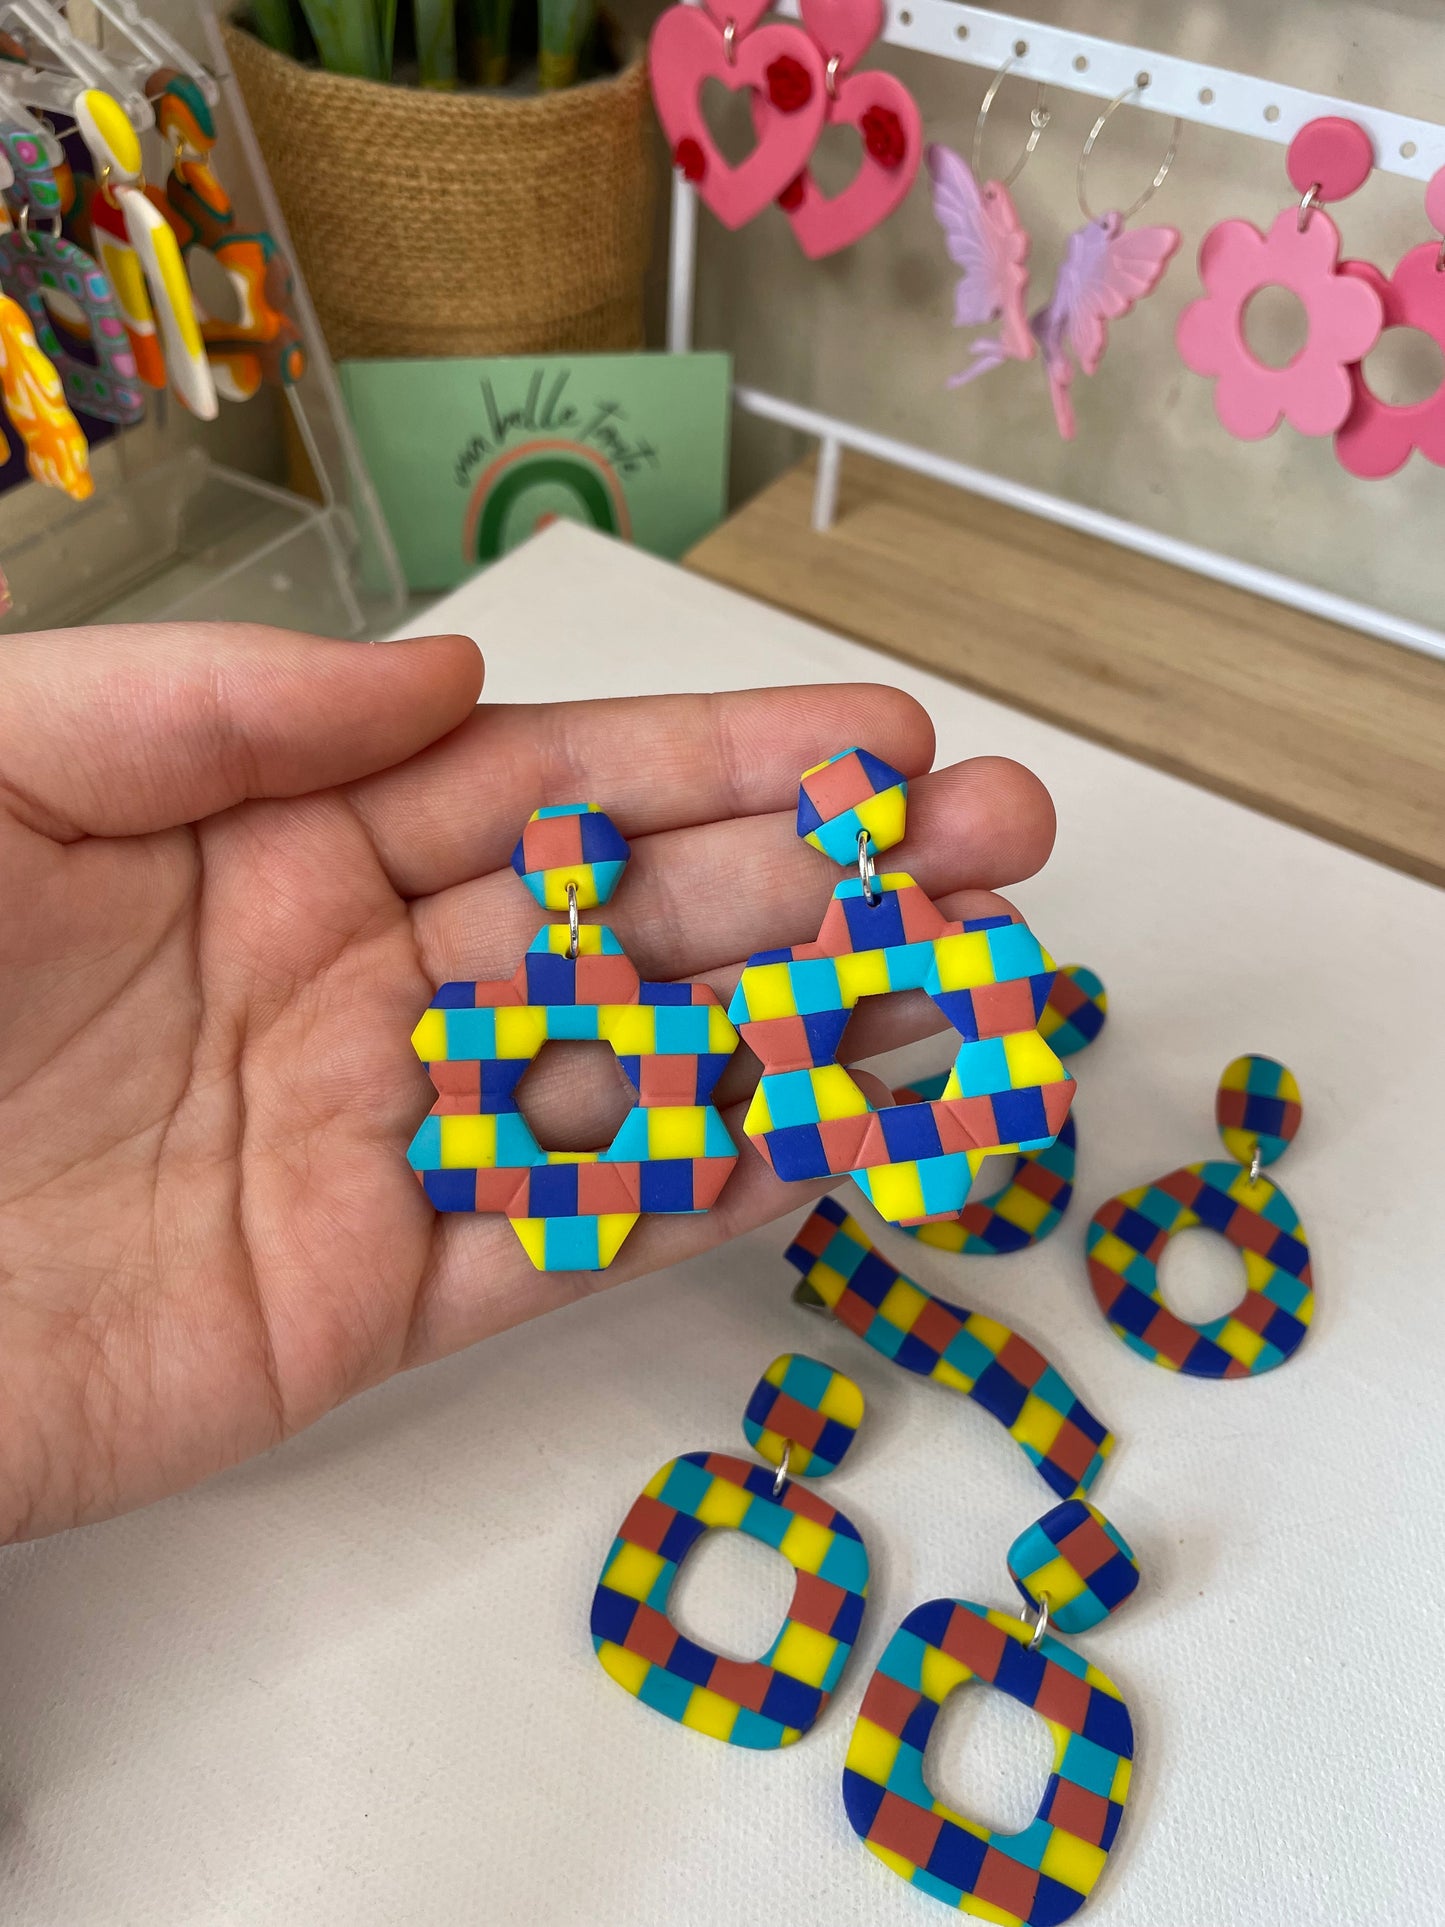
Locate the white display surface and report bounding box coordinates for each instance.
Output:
[2,526,1442,1927]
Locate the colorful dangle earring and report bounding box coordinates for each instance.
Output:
[0,288,92,497]
[762,0,922,260]
[1088,1055,1312,1378]
[408,805,740,1272]
[1177,117,1383,440]
[591,1353,870,1747]
[730,748,1074,1227]
[1334,163,1445,478]
[927,58,1049,386]
[785,1196,1115,1500]
[844,1503,1138,1924]
[899,963,1107,1257]
[149,70,305,402]
[649,0,826,228]
[1031,87,1181,440]
[71,88,217,420]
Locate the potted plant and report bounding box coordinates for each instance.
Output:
[224,0,654,360]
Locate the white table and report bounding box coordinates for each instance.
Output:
[2,527,1441,1927]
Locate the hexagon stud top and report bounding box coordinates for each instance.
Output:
[796,747,909,865]
[511,803,631,910]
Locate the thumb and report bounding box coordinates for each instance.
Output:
[0,621,483,839]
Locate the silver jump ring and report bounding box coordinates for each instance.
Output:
[973,58,1050,191]
[1248,1142,1263,1184]
[566,880,581,960]
[723,16,737,63]
[772,1439,793,1498]
[857,828,882,907]
[825,52,842,101]
[1078,84,1180,224]
[1027,1592,1051,1651]
[1297,182,1321,231]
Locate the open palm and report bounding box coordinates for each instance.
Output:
[0,621,1054,1541]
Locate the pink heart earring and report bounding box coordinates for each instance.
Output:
[649,0,827,230]
[762,0,921,260]
[1177,116,1384,441]
[1032,86,1182,440]
[1334,164,1445,479]
[927,57,1050,387]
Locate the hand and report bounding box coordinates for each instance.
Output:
[0,622,1054,1540]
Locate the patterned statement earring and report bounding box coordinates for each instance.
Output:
[1031,87,1181,440]
[762,0,922,260]
[1087,1054,1312,1377]
[1177,117,1383,440]
[1334,163,1445,478]
[786,1195,1115,1500]
[844,1501,1138,1924]
[927,57,1050,387]
[899,963,1107,1257]
[0,288,92,497]
[729,748,1074,1228]
[649,0,827,228]
[591,1352,870,1748]
[407,804,740,1272]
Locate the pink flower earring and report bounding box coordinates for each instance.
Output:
[927,58,1050,386]
[763,0,922,259]
[1177,116,1384,441]
[649,0,827,229]
[1334,165,1445,479]
[1031,88,1182,440]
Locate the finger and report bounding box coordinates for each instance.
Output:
[411,757,1054,985]
[0,623,483,839]
[348,682,937,897]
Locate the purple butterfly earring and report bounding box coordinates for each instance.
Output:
[927,58,1050,389]
[1031,86,1183,439]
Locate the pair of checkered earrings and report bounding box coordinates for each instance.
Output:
[927,63,1183,439]
[406,747,1080,1272]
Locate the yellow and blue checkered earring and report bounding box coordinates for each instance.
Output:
[406,803,741,1272]
[728,748,1076,1227]
[590,1353,870,1748]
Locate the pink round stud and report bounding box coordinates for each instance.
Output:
[1424,165,1445,237]
[1286,117,1373,203]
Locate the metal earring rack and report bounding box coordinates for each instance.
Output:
[665,2,1445,665]
[0,0,405,638]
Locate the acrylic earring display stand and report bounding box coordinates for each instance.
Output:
[667,1,1445,665]
[0,3,405,638]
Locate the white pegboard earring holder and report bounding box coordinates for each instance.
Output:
[666,3,1445,664]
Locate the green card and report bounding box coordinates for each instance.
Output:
[340,351,731,591]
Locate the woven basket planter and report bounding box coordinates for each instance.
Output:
[223,19,654,360]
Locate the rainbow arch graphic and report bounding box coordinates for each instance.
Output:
[463,439,633,564]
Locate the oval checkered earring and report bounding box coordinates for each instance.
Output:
[728,747,1075,1227]
[406,804,740,1273]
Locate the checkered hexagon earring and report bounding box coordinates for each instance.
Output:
[407,804,740,1272]
[729,749,1075,1227]
[844,1502,1139,1924]
[1087,1055,1312,1377]
[591,1353,870,1748]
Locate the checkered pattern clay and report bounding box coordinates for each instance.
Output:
[729,879,1074,1227]
[785,1198,1114,1499]
[510,802,631,910]
[843,1599,1133,1925]
[1215,1054,1302,1168]
[899,1098,1077,1258]
[797,746,910,864]
[1087,1161,1313,1377]
[1038,965,1109,1060]
[742,1353,864,1478]
[590,1450,870,1749]
[1007,1501,1140,1636]
[409,922,739,1272]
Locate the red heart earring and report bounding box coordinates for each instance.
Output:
[649,0,827,230]
[761,0,922,259]
[1334,164,1445,479]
